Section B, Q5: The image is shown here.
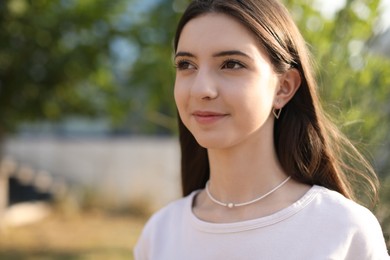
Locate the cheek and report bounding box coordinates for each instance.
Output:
[174,80,187,111]
[236,79,275,117]
[174,82,193,131]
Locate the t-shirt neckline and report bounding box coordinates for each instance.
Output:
[188,185,323,233]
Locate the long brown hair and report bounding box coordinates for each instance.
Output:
[174,0,379,206]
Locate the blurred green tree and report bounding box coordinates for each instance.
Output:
[0,0,131,140]
[122,0,186,134]
[283,0,390,177]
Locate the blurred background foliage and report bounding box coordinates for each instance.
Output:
[0,0,390,255]
[1,0,389,148]
[1,0,125,135]
[285,0,390,178]
[1,0,389,150]
[0,0,389,188]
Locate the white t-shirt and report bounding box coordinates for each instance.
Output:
[134,185,389,260]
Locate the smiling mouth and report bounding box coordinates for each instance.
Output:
[192,111,228,124]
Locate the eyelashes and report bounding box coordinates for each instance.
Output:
[174,59,246,71]
[221,59,245,69]
[174,60,195,70]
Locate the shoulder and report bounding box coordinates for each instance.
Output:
[145,193,191,230]
[294,185,382,235]
[314,186,377,223]
[311,186,389,258]
[133,191,197,259]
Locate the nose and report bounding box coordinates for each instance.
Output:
[190,68,218,100]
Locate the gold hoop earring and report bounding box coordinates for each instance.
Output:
[273,108,282,119]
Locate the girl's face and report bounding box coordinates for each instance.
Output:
[174,13,280,149]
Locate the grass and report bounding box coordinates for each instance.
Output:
[0,210,147,260]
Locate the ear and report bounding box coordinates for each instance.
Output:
[274,68,301,109]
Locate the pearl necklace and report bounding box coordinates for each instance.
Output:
[205,176,291,208]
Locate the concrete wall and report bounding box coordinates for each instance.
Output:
[3,137,182,211]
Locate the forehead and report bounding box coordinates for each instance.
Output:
[177,13,266,58]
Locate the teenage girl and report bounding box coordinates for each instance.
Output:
[135,0,389,259]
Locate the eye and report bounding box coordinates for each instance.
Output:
[221,59,245,70]
[175,60,196,71]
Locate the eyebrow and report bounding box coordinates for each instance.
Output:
[212,50,252,60]
[175,50,252,60]
[175,51,195,59]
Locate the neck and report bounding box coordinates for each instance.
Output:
[206,135,288,204]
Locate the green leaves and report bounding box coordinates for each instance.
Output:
[0,0,127,131]
[284,0,390,175]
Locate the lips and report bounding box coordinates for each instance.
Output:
[192,110,228,124]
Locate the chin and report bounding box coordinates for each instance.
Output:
[193,134,235,150]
